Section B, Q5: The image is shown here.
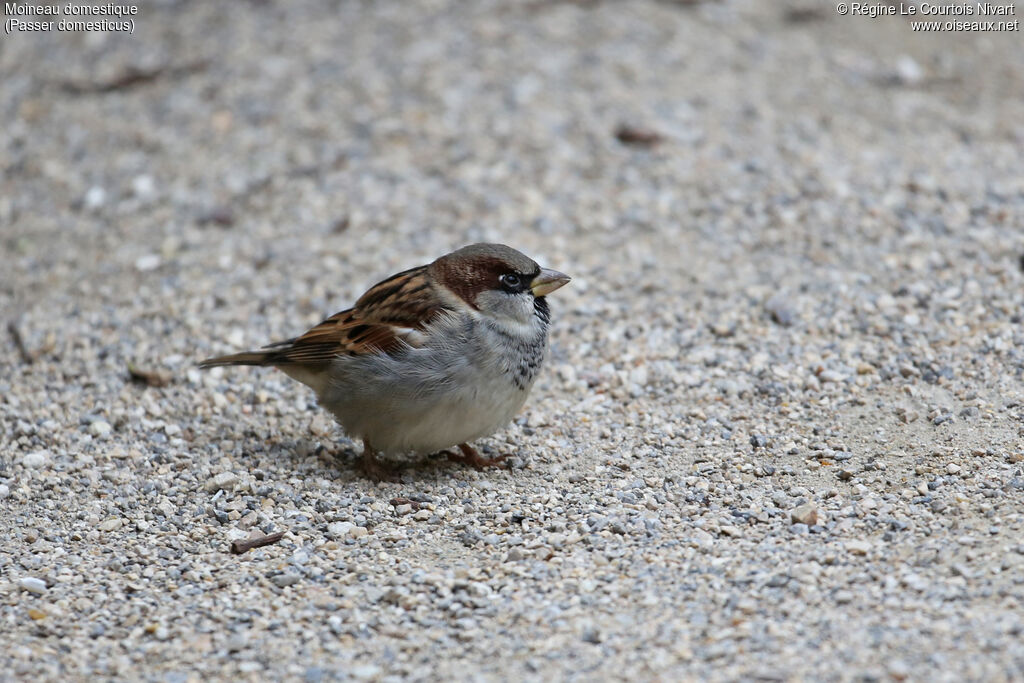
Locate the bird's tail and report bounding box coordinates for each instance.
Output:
[197,349,281,369]
[198,342,325,393]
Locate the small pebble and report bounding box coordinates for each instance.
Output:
[21,451,49,469]
[19,577,47,594]
[135,254,161,272]
[271,574,301,588]
[205,472,240,492]
[99,518,122,532]
[89,420,112,436]
[846,540,872,556]
[84,186,105,209]
[790,504,818,526]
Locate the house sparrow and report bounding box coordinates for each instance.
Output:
[199,243,570,478]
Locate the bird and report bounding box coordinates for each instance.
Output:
[198,243,571,478]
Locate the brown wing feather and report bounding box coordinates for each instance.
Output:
[265,266,445,367]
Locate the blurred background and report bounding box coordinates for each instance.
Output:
[4,0,1021,352]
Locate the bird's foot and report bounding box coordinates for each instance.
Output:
[359,444,400,481]
[445,443,510,470]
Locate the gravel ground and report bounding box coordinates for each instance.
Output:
[3,1,1024,681]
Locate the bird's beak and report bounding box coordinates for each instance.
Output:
[530,268,571,297]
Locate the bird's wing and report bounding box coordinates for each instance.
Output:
[263,265,446,366]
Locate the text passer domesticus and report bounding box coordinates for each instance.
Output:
[199,244,570,478]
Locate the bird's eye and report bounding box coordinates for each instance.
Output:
[500,273,521,290]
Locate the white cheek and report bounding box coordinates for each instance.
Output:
[474,291,537,329]
[491,312,541,338]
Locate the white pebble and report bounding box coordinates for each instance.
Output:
[896,55,923,85]
[351,665,381,680]
[629,366,649,387]
[89,420,112,436]
[205,472,239,492]
[84,186,106,209]
[21,451,49,468]
[132,174,155,197]
[845,540,872,556]
[227,329,245,348]
[327,521,367,539]
[19,577,47,594]
[819,370,845,384]
[135,254,161,272]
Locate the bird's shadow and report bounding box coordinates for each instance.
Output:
[270,438,511,484]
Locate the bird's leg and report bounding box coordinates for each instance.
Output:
[359,441,398,481]
[446,443,509,470]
